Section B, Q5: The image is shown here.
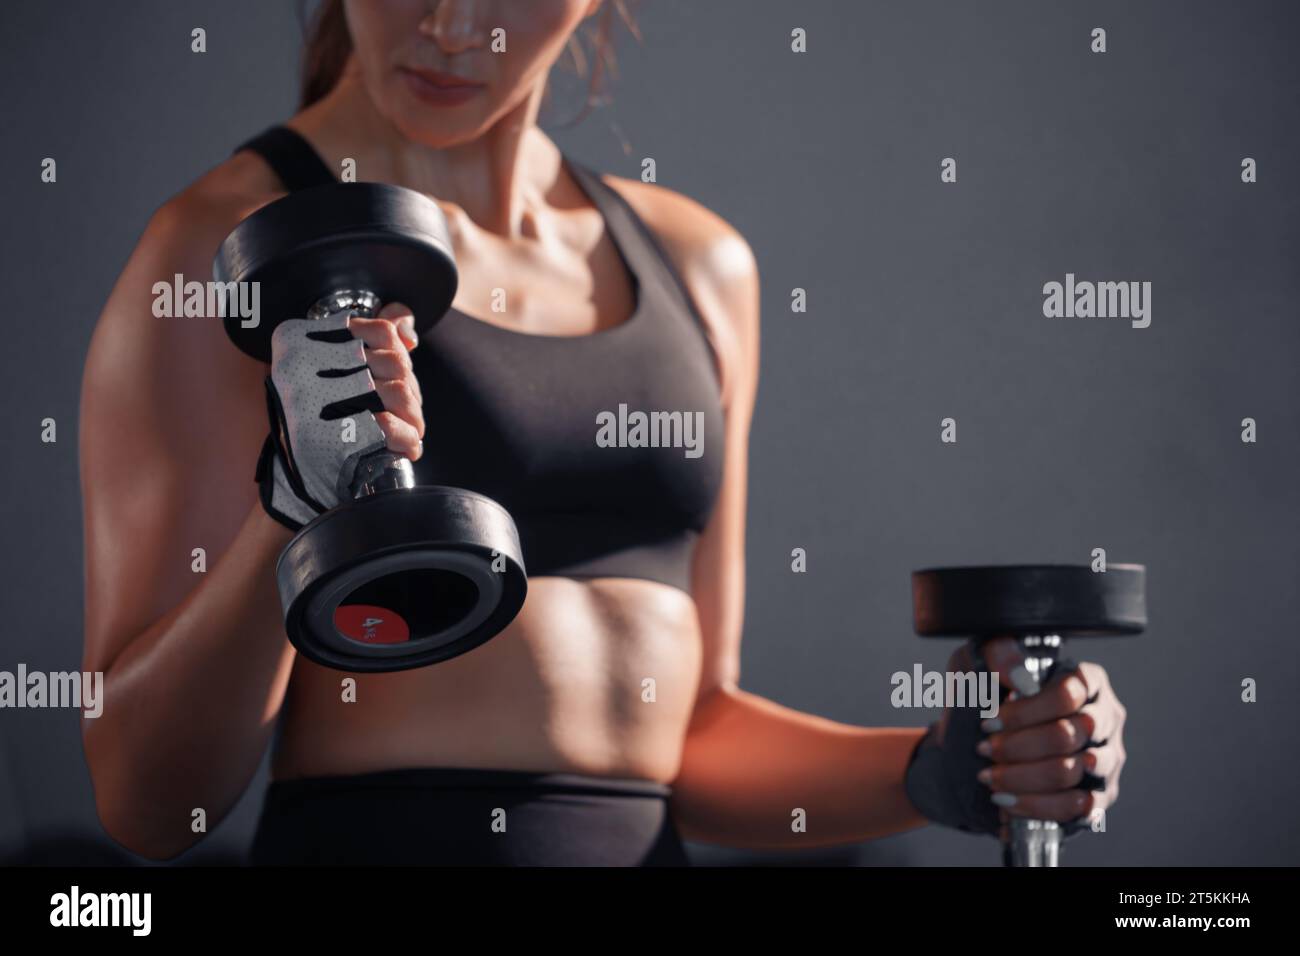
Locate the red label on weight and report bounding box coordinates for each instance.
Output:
[334,605,411,644]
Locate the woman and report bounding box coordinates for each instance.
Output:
[79,0,1128,865]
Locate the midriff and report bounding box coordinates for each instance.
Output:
[270,576,704,784]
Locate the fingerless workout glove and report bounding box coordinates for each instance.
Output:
[255,310,389,530]
[902,653,1101,838]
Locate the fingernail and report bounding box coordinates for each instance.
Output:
[1009,665,1039,696]
[981,717,1003,733]
[991,793,1017,808]
[976,740,992,758]
[976,768,992,786]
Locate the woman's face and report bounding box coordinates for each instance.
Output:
[344,0,599,145]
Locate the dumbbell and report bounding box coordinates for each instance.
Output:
[911,563,1146,866]
[214,181,527,672]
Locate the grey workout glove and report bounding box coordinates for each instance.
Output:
[254,309,389,530]
[903,649,1101,838]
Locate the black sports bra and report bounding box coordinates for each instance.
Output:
[234,127,725,593]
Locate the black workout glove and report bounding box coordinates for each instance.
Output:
[903,649,1102,839]
[255,310,390,530]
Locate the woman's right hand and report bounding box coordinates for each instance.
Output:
[258,301,425,529]
[346,302,425,460]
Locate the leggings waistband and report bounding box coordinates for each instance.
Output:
[253,766,685,866]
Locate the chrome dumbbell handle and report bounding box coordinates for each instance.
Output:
[1003,634,1063,868]
[308,290,417,499]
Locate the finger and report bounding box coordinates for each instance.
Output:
[362,346,413,382]
[376,302,419,348]
[1077,696,1123,747]
[1075,661,1111,706]
[360,346,423,407]
[347,316,405,352]
[984,668,1091,734]
[980,637,1034,696]
[374,411,422,460]
[373,379,425,436]
[1083,742,1121,781]
[348,314,416,352]
[995,787,1096,824]
[978,747,1114,794]
[981,712,1097,762]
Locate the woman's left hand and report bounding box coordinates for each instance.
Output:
[976,636,1127,835]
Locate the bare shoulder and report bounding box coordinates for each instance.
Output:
[84,149,285,430]
[92,151,281,359]
[598,173,760,408]
[139,150,283,265]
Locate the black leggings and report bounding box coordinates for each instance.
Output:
[249,767,690,866]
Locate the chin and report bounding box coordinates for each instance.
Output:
[387,101,493,151]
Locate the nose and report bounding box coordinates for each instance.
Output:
[418,0,484,55]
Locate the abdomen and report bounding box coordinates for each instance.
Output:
[271,577,703,783]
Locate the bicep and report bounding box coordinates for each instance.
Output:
[80,208,268,673]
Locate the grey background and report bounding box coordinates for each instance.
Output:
[1,0,1296,866]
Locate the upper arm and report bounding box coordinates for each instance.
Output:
[80,190,269,675]
[607,178,761,703]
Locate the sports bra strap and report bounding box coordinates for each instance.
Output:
[234,126,337,192]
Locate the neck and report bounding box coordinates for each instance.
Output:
[290,58,562,240]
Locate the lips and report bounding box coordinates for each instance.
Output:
[400,66,485,106]
[401,66,483,89]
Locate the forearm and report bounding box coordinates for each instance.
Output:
[83,505,296,859]
[669,685,930,849]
